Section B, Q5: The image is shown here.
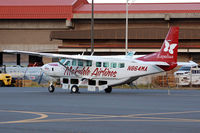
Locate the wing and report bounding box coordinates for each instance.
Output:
[3,50,92,61]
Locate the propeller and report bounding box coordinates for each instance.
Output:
[38,69,44,85]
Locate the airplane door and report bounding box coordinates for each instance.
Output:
[62,78,69,89]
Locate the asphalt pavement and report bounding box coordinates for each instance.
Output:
[0,87,200,133]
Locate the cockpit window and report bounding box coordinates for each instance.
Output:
[64,61,70,66]
[59,59,66,64]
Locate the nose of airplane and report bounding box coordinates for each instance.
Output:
[41,64,49,73]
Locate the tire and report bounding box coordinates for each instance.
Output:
[48,85,55,93]
[71,85,79,93]
[104,86,112,93]
[0,81,4,87]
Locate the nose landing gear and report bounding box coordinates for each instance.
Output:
[48,83,55,93]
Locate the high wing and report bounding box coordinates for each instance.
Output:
[3,50,92,61]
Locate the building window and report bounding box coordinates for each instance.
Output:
[103,62,109,68]
[96,62,102,67]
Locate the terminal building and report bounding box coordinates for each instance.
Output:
[0,0,200,65]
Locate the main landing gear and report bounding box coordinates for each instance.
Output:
[71,85,79,93]
[104,86,112,93]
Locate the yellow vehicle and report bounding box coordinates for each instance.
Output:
[0,73,12,87]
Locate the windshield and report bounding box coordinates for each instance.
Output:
[59,59,66,64]
[178,66,191,71]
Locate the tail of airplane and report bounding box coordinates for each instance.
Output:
[137,26,179,71]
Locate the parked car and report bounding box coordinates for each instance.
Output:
[174,65,200,86]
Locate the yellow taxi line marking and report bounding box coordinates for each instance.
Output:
[0,110,48,124]
[124,110,200,117]
[0,110,200,124]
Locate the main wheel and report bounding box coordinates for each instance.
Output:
[71,85,79,93]
[48,85,55,93]
[104,86,112,93]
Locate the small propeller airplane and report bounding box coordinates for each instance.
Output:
[3,27,197,93]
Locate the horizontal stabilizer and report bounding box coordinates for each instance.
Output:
[177,61,198,66]
[135,60,170,66]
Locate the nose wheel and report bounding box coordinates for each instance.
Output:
[48,85,55,93]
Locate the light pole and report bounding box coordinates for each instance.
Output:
[91,0,94,54]
[125,0,136,55]
[125,0,129,55]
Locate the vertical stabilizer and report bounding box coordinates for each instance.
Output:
[137,27,179,71]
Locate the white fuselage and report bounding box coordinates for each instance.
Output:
[41,55,164,88]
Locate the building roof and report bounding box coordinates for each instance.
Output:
[74,3,200,13]
[0,0,200,19]
[0,0,88,19]
[0,0,80,6]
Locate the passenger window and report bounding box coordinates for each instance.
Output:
[72,59,77,66]
[63,78,68,84]
[99,80,107,85]
[96,62,102,67]
[111,63,117,68]
[103,62,109,68]
[64,61,70,66]
[71,79,79,84]
[118,63,125,68]
[86,60,92,66]
[89,80,96,86]
[78,60,83,66]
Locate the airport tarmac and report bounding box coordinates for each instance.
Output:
[0,87,200,133]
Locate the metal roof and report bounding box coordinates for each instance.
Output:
[0,0,80,6]
[74,3,200,13]
[0,1,200,19]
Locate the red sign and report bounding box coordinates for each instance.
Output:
[127,66,148,71]
[64,67,117,78]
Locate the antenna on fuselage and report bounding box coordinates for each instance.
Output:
[90,51,94,56]
[82,51,85,55]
